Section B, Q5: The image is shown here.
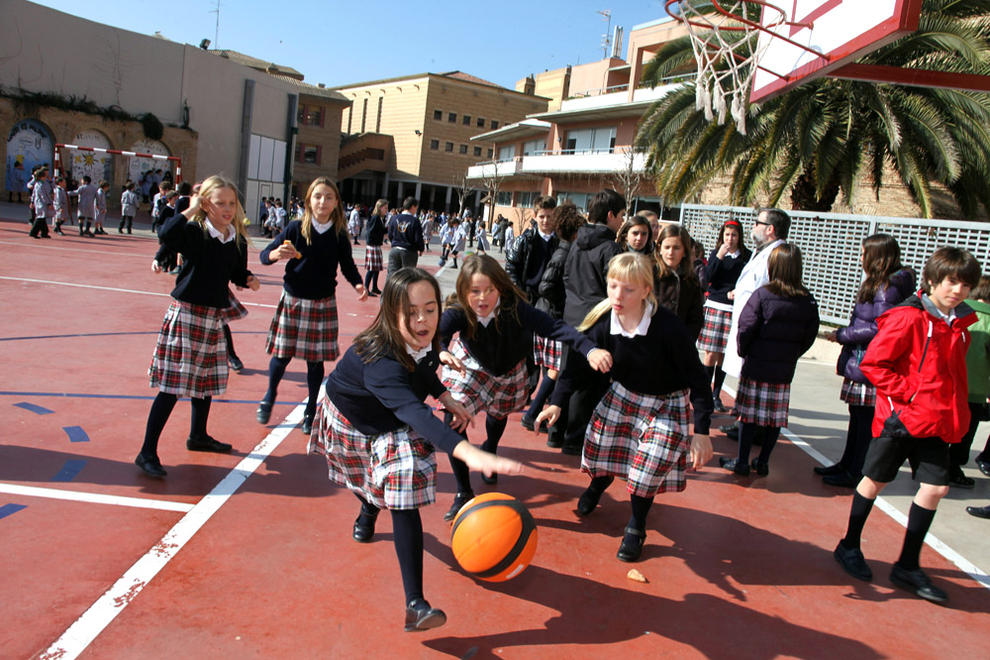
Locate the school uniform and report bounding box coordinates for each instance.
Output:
[29,178,53,237]
[53,187,69,231]
[148,215,253,398]
[260,219,362,363]
[532,238,572,371]
[311,345,464,509]
[120,189,140,232]
[722,238,785,378]
[364,214,386,273]
[697,246,751,353]
[552,303,713,497]
[72,183,98,221]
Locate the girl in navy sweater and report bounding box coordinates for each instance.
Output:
[538,252,713,562]
[364,198,388,296]
[720,243,819,477]
[257,177,367,434]
[311,268,522,632]
[438,254,612,520]
[136,175,260,477]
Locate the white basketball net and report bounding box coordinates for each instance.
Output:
[670,1,784,135]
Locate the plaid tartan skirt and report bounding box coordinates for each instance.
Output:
[441,337,529,420]
[148,299,228,398]
[840,377,877,407]
[309,397,437,510]
[583,382,691,498]
[735,377,791,427]
[365,245,383,272]
[533,335,562,370]
[221,289,249,323]
[696,304,733,353]
[266,290,339,362]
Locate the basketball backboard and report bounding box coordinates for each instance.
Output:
[750,0,923,103]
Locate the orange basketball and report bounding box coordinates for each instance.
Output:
[450,492,538,582]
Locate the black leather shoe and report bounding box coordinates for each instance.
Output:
[948,467,975,489]
[713,400,730,414]
[443,492,474,522]
[576,486,604,516]
[719,424,739,441]
[966,504,990,519]
[301,413,314,435]
[546,434,563,449]
[890,564,948,604]
[560,443,582,456]
[814,463,845,476]
[256,401,273,424]
[520,415,536,432]
[404,598,446,632]
[135,454,167,478]
[481,472,497,485]
[976,458,990,477]
[617,527,646,562]
[823,471,858,488]
[353,515,377,543]
[750,458,769,477]
[228,355,244,372]
[186,434,232,453]
[834,540,872,582]
[719,456,750,476]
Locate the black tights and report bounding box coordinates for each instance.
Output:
[447,413,508,494]
[391,508,424,605]
[140,392,212,457]
[586,476,654,533]
[364,269,381,292]
[264,356,324,417]
[737,422,782,465]
[222,324,238,360]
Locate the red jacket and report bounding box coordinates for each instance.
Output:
[861,294,975,443]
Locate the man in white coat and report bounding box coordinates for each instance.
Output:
[721,208,791,379]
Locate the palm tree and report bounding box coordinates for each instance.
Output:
[637,0,990,217]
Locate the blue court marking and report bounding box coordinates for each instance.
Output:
[14,402,54,415]
[52,459,87,482]
[63,426,90,443]
[0,391,295,405]
[0,504,27,520]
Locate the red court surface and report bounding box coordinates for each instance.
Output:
[1,214,987,659]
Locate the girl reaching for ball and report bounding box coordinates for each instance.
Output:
[437,254,613,521]
[309,267,522,632]
[537,252,714,562]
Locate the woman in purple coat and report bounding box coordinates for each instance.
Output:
[821,234,915,487]
[720,243,819,477]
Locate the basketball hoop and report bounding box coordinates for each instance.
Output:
[665,1,793,134]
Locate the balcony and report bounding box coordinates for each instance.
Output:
[466,150,647,180]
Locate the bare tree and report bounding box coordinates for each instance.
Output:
[452,171,473,217]
[608,146,650,213]
[480,156,505,229]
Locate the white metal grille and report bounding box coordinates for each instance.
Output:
[680,204,990,324]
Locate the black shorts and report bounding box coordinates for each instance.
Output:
[862,428,950,486]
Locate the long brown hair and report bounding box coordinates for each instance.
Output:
[190,175,249,247]
[765,243,810,298]
[451,254,526,339]
[300,176,345,245]
[857,233,904,303]
[371,198,388,217]
[654,224,697,281]
[353,268,442,372]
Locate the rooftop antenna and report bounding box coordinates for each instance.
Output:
[597,9,612,59]
[210,0,221,49]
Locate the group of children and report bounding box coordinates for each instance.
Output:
[131,173,985,632]
[27,169,114,238]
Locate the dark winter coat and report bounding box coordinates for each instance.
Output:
[562,223,624,326]
[836,268,916,383]
[656,269,705,341]
[506,228,558,302]
[737,286,820,384]
[535,238,571,319]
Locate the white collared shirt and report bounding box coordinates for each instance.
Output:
[312,218,332,234]
[205,219,234,243]
[406,343,431,362]
[538,230,554,242]
[610,301,654,338]
[477,302,500,327]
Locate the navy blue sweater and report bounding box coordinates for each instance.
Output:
[439,299,597,377]
[260,221,362,299]
[551,306,713,433]
[159,214,252,308]
[388,213,424,252]
[703,247,751,304]
[325,345,463,453]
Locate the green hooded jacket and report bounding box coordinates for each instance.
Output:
[965,298,990,401]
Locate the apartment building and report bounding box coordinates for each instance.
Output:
[334,72,548,213]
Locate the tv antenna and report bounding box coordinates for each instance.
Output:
[598,9,612,59]
[210,0,221,48]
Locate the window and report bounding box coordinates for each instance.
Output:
[477,117,485,128]
[462,115,471,125]
[445,142,454,152]
[491,120,499,130]
[430,139,439,150]
[459,144,468,154]
[487,148,493,158]
[297,104,324,127]
[517,192,538,207]
[473,146,482,157]
[563,126,617,154]
[495,191,512,205]
[448,112,457,123]
[295,143,321,165]
[434,109,443,120]
[523,139,546,156]
[497,145,516,160]
[376,97,383,132]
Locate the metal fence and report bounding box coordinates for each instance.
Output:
[679,204,990,324]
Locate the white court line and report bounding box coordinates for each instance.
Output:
[0,483,193,513]
[41,402,306,660]
[0,276,276,308]
[721,384,990,591]
[0,238,157,259]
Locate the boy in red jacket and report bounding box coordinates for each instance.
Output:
[833,246,980,604]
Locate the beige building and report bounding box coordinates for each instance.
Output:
[333,72,548,213]
[1,0,348,217]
